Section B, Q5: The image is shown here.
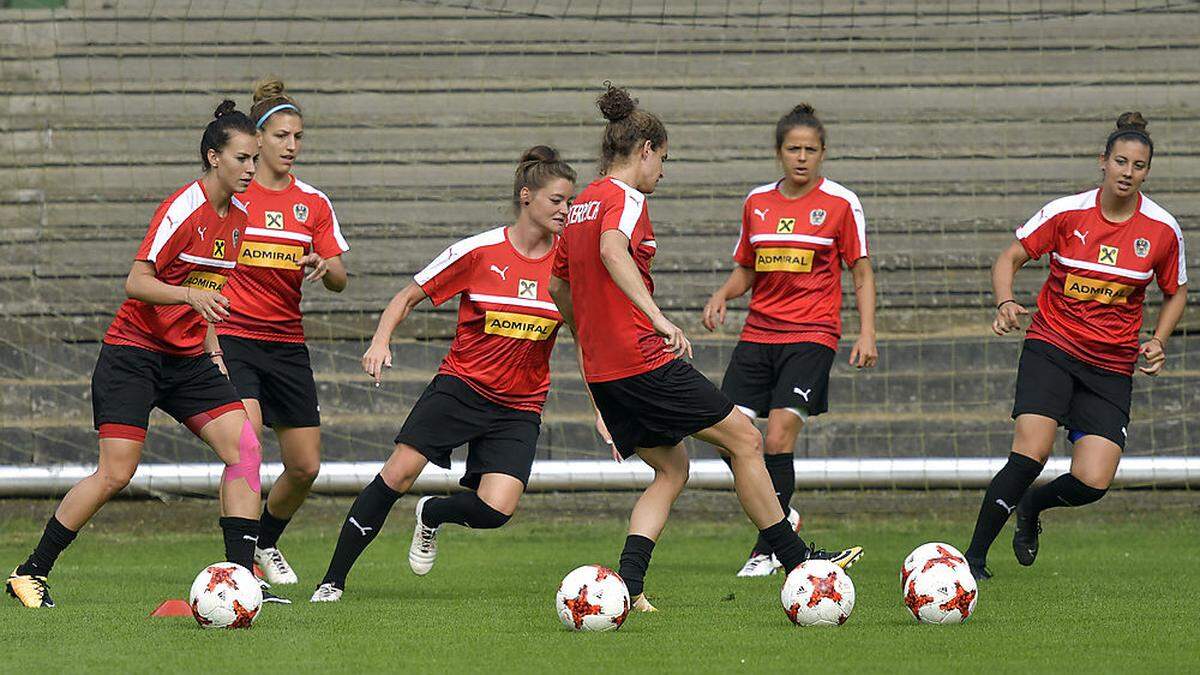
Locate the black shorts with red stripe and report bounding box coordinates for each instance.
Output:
[588,358,735,459]
[91,343,244,441]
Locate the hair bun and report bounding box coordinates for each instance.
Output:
[253,78,287,104]
[519,145,560,164]
[1115,111,1149,133]
[213,99,238,119]
[791,103,816,117]
[596,81,638,123]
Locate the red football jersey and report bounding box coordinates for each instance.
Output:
[732,178,869,348]
[415,226,563,413]
[218,175,349,342]
[104,180,248,356]
[1018,189,1187,374]
[552,177,676,383]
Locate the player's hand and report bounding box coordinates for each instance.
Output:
[300,252,328,282]
[362,341,393,385]
[652,313,693,359]
[593,411,617,459]
[1138,338,1166,376]
[186,288,230,323]
[211,354,228,377]
[992,300,1028,335]
[701,293,727,332]
[849,332,878,369]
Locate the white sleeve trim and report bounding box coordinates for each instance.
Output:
[146,182,206,263]
[608,177,646,239]
[818,178,868,258]
[1139,195,1188,287]
[1015,189,1096,241]
[295,178,350,252]
[413,226,506,286]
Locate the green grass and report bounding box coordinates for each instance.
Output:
[0,491,1196,673]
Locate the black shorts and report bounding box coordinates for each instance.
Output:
[395,374,541,490]
[720,340,836,419]
[219,335,321,428]
[588,358,735,459]
[1012,339,1132,449]
[91,343,242,431]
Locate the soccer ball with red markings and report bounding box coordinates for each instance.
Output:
[900,542,967,591]
[780,560,856,627]
[555,565,630,632]
[188,562,262,629]
[904,562,978,625]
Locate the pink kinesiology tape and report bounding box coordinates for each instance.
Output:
[222,420,262,492]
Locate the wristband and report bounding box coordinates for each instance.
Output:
[1148,336,1164,349]
[996,299,1017,311]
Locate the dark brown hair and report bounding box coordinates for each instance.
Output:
[596,82,667,174]
[200,100,255,171]
[1104,111,1153,164]
[512,145,576,213]
[250,77,302,129]
[775,103,826,150]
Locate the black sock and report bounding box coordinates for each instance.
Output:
[256,506,291,550]
[320,475,402,588]
[752,453,796,555]
[1021,473,1106,516]
[422,492,511,529]
[965,452,1043,563]
[219,516,259,571]
[617,534,655,598]
[16,516,78,577]
[759,517,809,571]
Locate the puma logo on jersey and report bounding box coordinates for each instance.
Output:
[753,208,770,221]
[197,226,207,241]
[1073,229,1088,246]
[348,517,373,536]
[793,387,812,402]
[490,265,509,280]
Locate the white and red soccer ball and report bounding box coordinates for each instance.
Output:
[189,562,262,629]
[900,543,978,624]
[780,560,856,627]
[556,565,631,632]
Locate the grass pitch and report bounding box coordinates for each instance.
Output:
[1,490,1196,673]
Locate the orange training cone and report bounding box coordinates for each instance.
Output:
[150,599,193,617]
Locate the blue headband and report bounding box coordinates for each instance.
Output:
[256,103,299,128]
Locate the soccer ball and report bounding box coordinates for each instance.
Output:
[780,560,855,626]
[189,562,262,629]
[903,563,978,624]
[556,565,630,632]
[900,542,967,590]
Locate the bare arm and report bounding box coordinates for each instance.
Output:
[362,281,429,384]
[599,229,690,357]
[125,260,229,322]
[848,258,878,368]
[549,275,614,451]
[296,252,348,292]
[702,265,755,332]
[991,240,1033,335]
[1139,286,1187,376]
[204,323,228,375]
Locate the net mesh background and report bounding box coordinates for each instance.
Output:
[1,1,1196,473]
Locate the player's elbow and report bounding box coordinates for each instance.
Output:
[548,275,569,301]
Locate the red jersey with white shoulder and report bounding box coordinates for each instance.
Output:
[552,176,676,383]
[1017,188,1187,374]
[733,177,869,349]
[415,226,563,413]
[218,175,350,343]
[104,180,247,356]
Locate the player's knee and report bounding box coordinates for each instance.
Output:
[654,453,690,490]
[284,459,320,486]
[98,465,135,495]
[763,431,794,456]
[221,419,263,493]
[471,494,512,529]
[728,423,764,460]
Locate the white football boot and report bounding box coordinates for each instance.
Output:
[408,496,440,576]
[310,583,343,603]
[255,546,299,585]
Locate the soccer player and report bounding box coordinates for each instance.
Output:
[216,79,350,588]
[702,103,877,577]
[964,112,1187,580]
[548,84,863,612]
[310,146,579,602]
[6,102,266,608]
